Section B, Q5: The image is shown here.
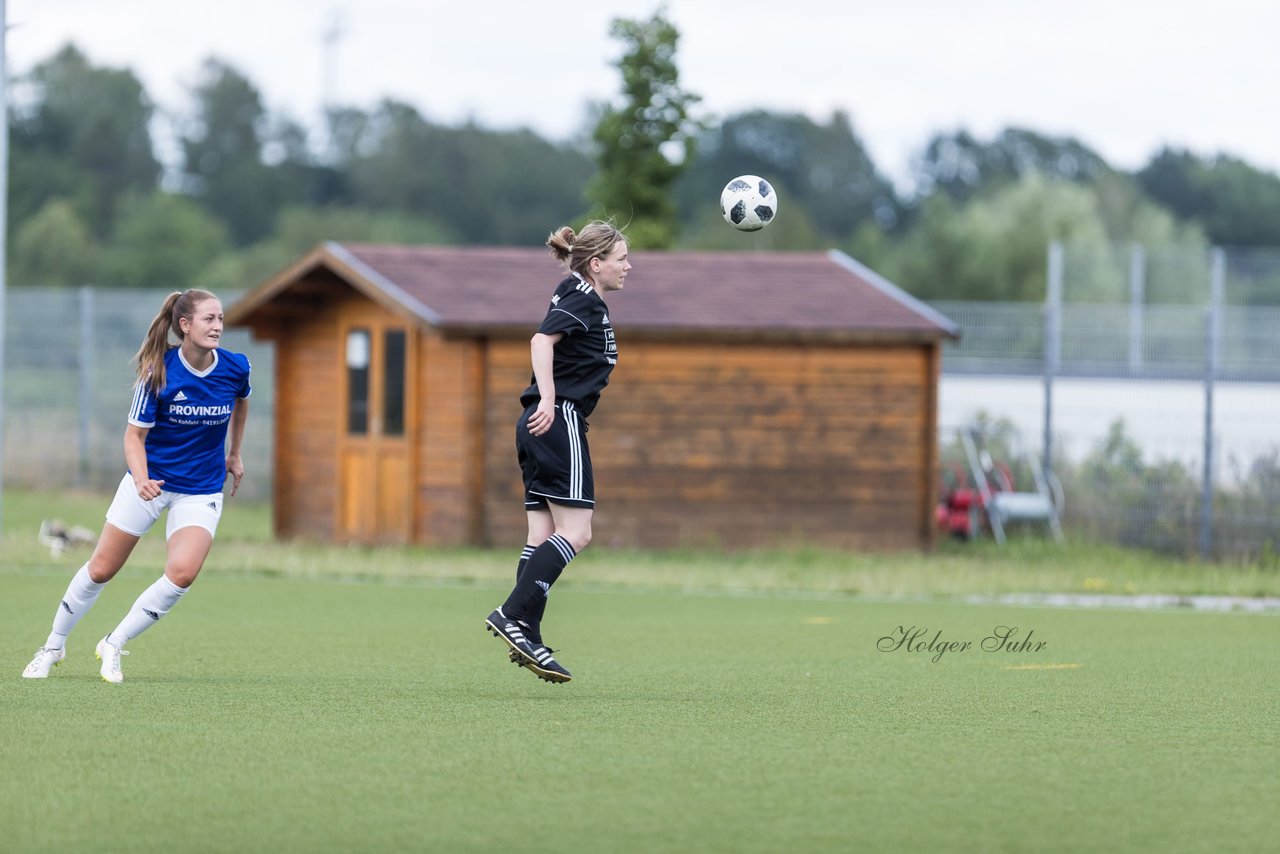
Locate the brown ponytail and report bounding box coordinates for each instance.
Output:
[546,220,625,278]
[132,289,218,394]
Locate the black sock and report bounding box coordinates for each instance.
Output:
[503,534,575,631]
[513,545,538,642]
[515,545,534,582]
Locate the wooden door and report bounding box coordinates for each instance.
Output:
[338,324,413,542]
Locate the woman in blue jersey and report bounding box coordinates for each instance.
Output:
[22,289,251,683]
[485,221,630,684]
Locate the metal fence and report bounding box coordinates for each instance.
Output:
[1,287,275,500]
[2,241,1278,558]
[935,242,1280,559]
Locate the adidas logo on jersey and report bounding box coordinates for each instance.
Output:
[602,314,610,324]
[174,391,188,401]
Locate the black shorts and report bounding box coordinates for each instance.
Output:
[516,400,594,510]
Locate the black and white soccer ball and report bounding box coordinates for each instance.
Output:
[720,175,778,232]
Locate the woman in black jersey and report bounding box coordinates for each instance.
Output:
[485,221,630,683]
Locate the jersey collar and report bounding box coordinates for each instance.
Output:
[570,271,604,302]
[178,347,219,378]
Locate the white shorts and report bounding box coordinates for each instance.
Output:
[105,474,224,540]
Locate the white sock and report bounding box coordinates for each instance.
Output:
[106,576,188,647]
[45,564,105,649]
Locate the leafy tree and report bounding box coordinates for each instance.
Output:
[9,45,160,238]
[99,192,231,288]
[196,206,453,295]
[588,9,703,248]
[10,199,99,285]
[909,127,1113,205]
[1092,172,1204,248]
[680,196,825,251]
[678,110,899,245]
[341,101,591,245]
[882,175,1111,301]
[341,101,436,214]
[179,59,280,246]
[267,114,351,209]
[1137,148,1280,246]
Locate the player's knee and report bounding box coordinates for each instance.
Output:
[165,565,201,589]
[86,562,115,584]
[562,527,591,553]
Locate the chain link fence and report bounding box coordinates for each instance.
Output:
[936,242,1280,559]
[1,287,275,500]
[2,242,1278,558]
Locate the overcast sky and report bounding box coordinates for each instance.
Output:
[9,0,1279,185]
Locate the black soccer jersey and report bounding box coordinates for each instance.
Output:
[520,273,618,417]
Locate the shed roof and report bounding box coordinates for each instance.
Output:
[228,242,958,342]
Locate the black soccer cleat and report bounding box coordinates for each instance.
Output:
[486,608,540,666]
[522,643,572,684]
[486,608,572,684]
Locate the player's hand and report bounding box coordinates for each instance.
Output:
[134,478,165,501]
[527,399,556,437]
[226,454,245,497]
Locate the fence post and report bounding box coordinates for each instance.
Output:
[1128,243,1145,375]
[78,286,95,486]
[1200,248,1224,559]
[0,0,10,532]
[1043,242,1063,473]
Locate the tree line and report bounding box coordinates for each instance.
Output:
[9,13,1280,302]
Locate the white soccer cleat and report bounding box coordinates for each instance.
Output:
[95,637,128,684]
[22,646,66,679]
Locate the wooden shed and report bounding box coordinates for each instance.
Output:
[227,243,958,551]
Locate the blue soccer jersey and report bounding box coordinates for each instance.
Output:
[127,347,253,494]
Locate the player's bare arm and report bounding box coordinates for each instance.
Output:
[527,331,563,436]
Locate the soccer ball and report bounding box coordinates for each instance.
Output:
[720,175,778,232]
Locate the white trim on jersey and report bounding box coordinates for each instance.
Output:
[128,381,155,428]
[548,307,589,330]
[178,347,219,378]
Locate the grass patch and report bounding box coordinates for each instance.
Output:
[2,574,1277,852]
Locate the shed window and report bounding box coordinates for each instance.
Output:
[383,330,406,436]
[346,329,370,435]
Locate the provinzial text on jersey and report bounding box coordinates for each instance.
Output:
[167,404,234,417]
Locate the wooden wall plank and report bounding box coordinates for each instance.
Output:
[482,339,935,550]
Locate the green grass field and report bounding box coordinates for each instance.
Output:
[2,490,1278,852]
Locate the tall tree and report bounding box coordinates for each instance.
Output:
[10,199,98,285]
[882,175,1112,301]
[100,192,231,288]
[678,109,899,242]
[179,59,279,246]
[910,127,1112,205]
[9,45,160,238]
[588,9,703,248]
[342,100,592,245]
[1137,148,1280,246]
